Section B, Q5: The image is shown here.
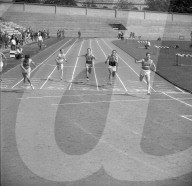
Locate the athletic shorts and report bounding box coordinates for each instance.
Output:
[57,62,63,70]
[140,69,150,77]
[86,64,92,69]
[22,67,31,78]
[108,65,116,72]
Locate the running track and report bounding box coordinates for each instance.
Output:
[1,38,192,186]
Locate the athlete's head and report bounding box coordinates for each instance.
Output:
[25,54,30,59]
[87,48,92,54]
[146,52,151,59]
[60,49,64,54]
[112,50,117,55]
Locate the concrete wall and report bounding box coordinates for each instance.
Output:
[0,2,192,23]
[24,4,55,14]
[56,6,85,16]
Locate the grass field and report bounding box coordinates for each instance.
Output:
[113,39,192,93]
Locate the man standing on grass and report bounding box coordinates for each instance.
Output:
[135,52,156,95]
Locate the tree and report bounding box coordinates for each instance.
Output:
[117,0,134,9]
[168,0,192,13]
[44,0,77,6]
[145,0,170,12]
[145,0,192,13]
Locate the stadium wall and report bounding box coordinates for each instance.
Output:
[0,2,191,23]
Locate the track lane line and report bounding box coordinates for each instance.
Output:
[68,40,84,90]
[40,39,78,89]
[90,39,99,91]
[11,39,72,89]
[101,38,156,93]
[163,92,192,107]
[96,39,128,92]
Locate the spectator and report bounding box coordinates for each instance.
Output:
[15,44,23,59]
[37,34,43,50]
[157,36,161,41]
[190,31,192,41]
[118,31,121,39]
[120,31,124,40]
[11,35,16,50]
[78,30,81,38]
[47,29,50,38]
[145,40,151,49]
[62,29,65,38]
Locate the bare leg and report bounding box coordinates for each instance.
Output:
[140,74,144,82]
[145,74,151,94]
[108,69,112,84]
[60,69,63,80]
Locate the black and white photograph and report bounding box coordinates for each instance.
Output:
[0,0,192,186]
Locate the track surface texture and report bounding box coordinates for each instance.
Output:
[1,38,192,186]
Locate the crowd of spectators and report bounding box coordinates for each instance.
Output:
[0,21,50,59]
[0,21,50,53]
[57,29,65,38]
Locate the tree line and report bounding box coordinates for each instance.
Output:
[14,0,192,13]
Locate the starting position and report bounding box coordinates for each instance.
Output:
[84,48,95,81]
[55,49,67,80]
[20,54,36,89]
[105,50,118,85]
[135,52,156,95]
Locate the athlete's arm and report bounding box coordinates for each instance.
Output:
[135,59,143,63]
[20,60,26,72]
[105,55,110,64]
[31,59,36,67]
[151,61,156,72]
[64,55,67,63]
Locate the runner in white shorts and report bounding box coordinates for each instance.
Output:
[105,50,118,85]
[20,54,36,89]
[84,48,95,81]
[0,46,7,81]
[55,49,67,80]
[135,52,156,95]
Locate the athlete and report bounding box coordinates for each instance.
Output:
[135,52,156,95]
[20,54,36,89]
[0,47,7,81]
[84,48,95,81]
[55,49,67,80]
[105,50,118,85]
[37,33,43,50]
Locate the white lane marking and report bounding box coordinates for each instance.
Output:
[96,39,128,92]
[102,39,156,92]
[11,39,72,89]
[40,39,78,89]
[181,115,192,122]
[40,67,57,89]
[163,92,192,107]
[90,39,99,91]
[175,86,185,93]
[52,97,192,106]
[69,40,84,90]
